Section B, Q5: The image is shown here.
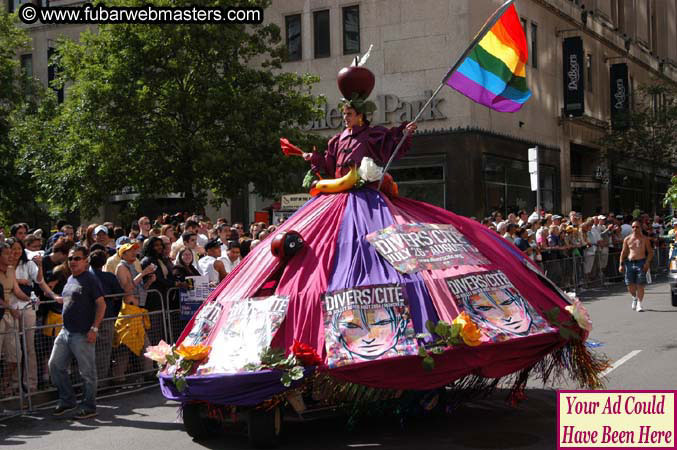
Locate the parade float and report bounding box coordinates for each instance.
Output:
[151,1,607,446]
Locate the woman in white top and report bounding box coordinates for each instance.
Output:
[7,238,62,392]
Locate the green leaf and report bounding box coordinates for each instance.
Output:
[559,326,579,341]
[280,373,292,387]
[179,359,193,372]
[415,333,430,340]
[165,354,176,366]
[174,376,187,392]
[422,355,435,372]
[545,307,560,323]
[425,320,436,335]
[434,321,451,338]
[289,366,304,381]
[450,323,462,339]
[417,346,428,358]
[431,347,445,355]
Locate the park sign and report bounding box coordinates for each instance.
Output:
[304,90,446,131]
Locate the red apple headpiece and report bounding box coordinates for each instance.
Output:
[337,45,377,116]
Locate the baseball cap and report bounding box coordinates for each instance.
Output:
[552,215,562,220]
[204,239,221,251]
[115,236,132,249]
[597,215,606,220]
[117,242,140,258]
[94,225,108,235]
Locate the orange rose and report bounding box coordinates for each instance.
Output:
[175,344,212,361]
[453,312,483,347]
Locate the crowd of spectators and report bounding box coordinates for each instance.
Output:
[0,213,284,398]
[477,208,672,287]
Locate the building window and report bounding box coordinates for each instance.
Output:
[285,14,302,62]
[20,54,32,78]
[20,54,32,93]
[7,0,19,13]
[313,10,330,59]
[530,22,538,69]
[484,155,558,216]
[47,47,64,103]
[342,5,360,55]
[390,156,446,209]
[586,53,593,92]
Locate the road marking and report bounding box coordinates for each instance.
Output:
[348,445,382,448]
[601,350,642,377]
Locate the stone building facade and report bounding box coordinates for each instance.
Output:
[8,0,677,220]
[268,0,677,217]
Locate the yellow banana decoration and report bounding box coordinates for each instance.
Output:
[309,165,359,196]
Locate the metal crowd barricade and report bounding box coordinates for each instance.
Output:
[15,289,167,413]
[164,287,186,344]
[0,306,25,414]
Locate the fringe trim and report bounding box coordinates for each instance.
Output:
[178,339,609,422]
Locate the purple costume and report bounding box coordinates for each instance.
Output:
[310,123,413,178]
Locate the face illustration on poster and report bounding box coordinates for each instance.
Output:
[332,306,409,361]
[463,288,533,336]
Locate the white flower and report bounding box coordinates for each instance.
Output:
[565,300,592,332]
[358,157,384,182]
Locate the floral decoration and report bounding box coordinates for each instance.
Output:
[144,340,173,365]
[144,341,212,392]
[452,312,483,347]
[358,157,384,183]
[565,299,592,332]
[245,342,323,388]
[175,343,212,361]
[291,340,323,366]
[416,313,485,371]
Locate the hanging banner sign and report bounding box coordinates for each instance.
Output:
[179,275,214,320]
[322,284,418,368]
[610,63,630,130]
[445,270,556,343]
[563,37,584,117]
[366,223,489,274]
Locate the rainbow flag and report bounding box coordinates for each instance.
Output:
[446,4,530,112]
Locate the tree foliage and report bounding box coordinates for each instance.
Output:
[0,11,52,225]
[15,0,325,218]
[602,81,677,164]
[600,81,677,211]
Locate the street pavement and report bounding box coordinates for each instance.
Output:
[1,279,675,450]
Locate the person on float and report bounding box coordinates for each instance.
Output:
[300,63,417,181]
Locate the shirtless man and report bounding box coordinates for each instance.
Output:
[619,221,653,312]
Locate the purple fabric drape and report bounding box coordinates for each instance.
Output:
[326,189,438,332]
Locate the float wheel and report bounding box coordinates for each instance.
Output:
[182,403,221,440]
[247,406,283,448]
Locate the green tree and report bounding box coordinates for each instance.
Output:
[601,81,677,212]
[0,11,49,226]
[15,0,325,219]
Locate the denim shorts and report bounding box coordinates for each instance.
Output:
[624,259,647,285]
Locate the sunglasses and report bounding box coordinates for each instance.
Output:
[68,256,84,261]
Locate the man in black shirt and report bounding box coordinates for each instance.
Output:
[48,245,105,419]
[88,249,124,381]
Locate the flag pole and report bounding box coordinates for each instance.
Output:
[377,0,515,191]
